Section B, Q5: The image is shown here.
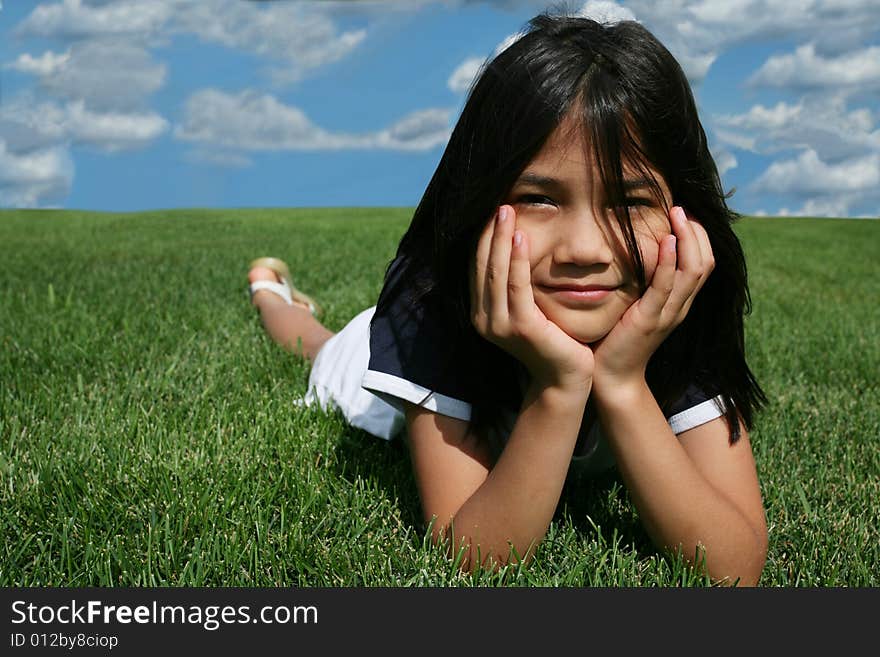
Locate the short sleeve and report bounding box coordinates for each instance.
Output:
[570,383,729,475]
[666,383,727,434]
[361,257,476,421]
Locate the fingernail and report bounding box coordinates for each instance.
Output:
[513,231,522,247]
[498,206,508,223]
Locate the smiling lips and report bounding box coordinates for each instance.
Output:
[539,283,618,303]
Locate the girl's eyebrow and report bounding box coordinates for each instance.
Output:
[515,173,656,193]
[621,178,654,191]
[514,172,562,189]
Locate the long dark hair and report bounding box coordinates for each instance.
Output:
[375,12,765,443]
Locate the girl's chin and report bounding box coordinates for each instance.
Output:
[537,302,622,345]
[556,322,615,345]
[573,330,613,345]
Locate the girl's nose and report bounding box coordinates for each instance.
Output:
[552,208,616,266]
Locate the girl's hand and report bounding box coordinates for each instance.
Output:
[471,205,594,393]
[591,206,714,395]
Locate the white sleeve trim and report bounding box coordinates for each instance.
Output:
[361,370,472,422]
[667,395,726,434]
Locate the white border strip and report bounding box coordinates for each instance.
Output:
[362,370,472,422]
[363,370,724,436]
[667,395,726,434]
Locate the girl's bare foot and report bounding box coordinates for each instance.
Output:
[246,264,334,360]
[248,266,313,312]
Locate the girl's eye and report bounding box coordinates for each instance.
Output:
[517,194,556,207]
[609,197,654,212]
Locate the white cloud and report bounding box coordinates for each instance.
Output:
[17,0,367,86]
[172,2,366,85]
[716,97,880,161]
[618,0,880,84]
[0,98,66,153]
[0,94,167,207]
[9,0,880,215]
[16,0,171,39]
[1,93,168,152]
[6,50,71,76]
[175,90,329,151]
[778,197,852,218]
[686,0,768,24]
[714,129,757,152]
[673,50,718,83]
[379,109,452,150]
[63,101,169,152]
[446,28,526,97]
[754,149,880,218]
[0,140,74,207]
[712,147,738,175]
[449,2,880,218]
[719,101,803,131]
[749,42,880,90]
[448,57,484,94]
[16,41,167,111]
[578,0,638,24]
[494,32,525,56]
[753,149,880,195]
[450,0,813,92]
[175,89,451,154]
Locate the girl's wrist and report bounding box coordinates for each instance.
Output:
[526,377,592,409]
[521,356,594,398]
[591,375,650,411]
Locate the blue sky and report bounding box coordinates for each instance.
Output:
[1,0,878,218]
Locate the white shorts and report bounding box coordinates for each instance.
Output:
[299,306,404,440]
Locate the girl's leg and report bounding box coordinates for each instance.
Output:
[248,266,335,361]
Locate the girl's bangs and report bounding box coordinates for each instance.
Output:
[574,70,670,289]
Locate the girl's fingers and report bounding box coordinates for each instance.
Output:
[472,205,536,337]
[471,208,498,320]
[487,205,514,320]
[639,232,677,317]
[691,219,715,278]
[506,229,535,320]
[670,206,701,275]
[666,206,703,310]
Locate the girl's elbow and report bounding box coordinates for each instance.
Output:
[719,505,769,586]
[719,527,768,587]
[743,525,769,586]
[426,517,481,572]
[428,520,538,574]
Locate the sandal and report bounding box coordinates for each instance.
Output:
[248,256,321,316]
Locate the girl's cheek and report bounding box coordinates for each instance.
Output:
[516,225,544,269]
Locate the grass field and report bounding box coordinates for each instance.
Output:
[1,208,877,586]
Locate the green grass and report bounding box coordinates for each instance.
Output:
[1,208,877,586]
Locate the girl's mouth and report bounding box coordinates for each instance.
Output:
[537,284,617,304]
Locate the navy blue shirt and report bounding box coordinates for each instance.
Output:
[362,256,725,470]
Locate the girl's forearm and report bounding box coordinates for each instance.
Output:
[594,382,766,586]
[447,382,587,571]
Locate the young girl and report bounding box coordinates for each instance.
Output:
[247,14,768,585]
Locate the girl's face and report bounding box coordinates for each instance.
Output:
[503,114,673,344]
